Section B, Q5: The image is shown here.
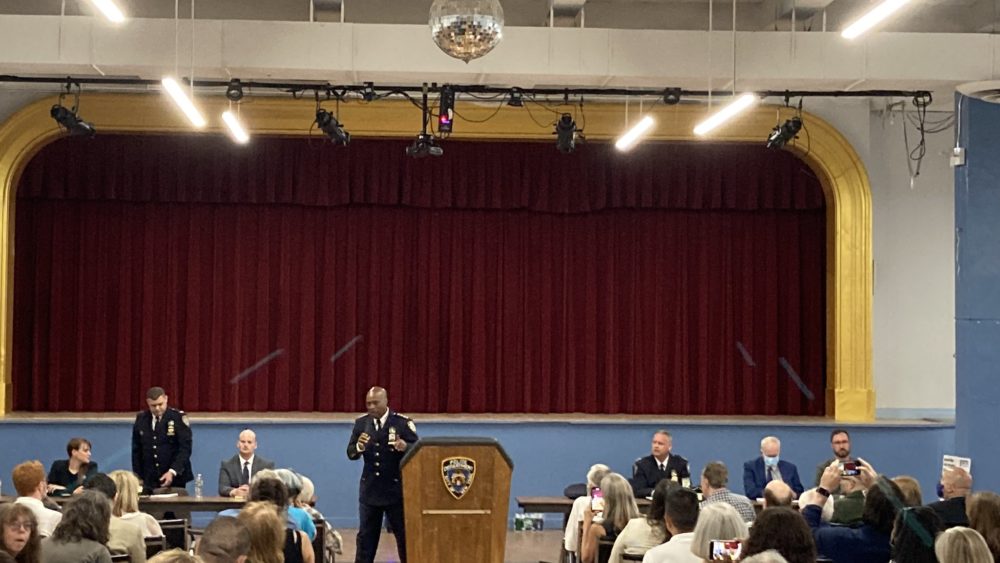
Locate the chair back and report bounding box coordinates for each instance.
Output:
[145,535,168,558]
[110,554,131,563]
[158,518,190,550]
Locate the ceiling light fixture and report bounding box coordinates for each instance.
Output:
[315,108,351,145]
[50,82,96,137]
[225,79,244,102]
[87,0,126,23]
[507,88,524,107]
[554,113,579,154]
[693,93,757,136]
[663,88,682,105]
[616,115,655,151]
[841,0,911,39]
[222,110,250,144]
[161,77,206,128]
[766,116,803,149]
[429,0,505,63]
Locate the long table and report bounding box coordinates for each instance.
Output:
[1,494,244,513]
[516,495,652,527]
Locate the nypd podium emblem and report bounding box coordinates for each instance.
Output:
[441,457,476,500]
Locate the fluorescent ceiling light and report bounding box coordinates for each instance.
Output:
[87,0,126,23]
[615,115,655,151]
[693,93,758,136]
[222,111,250,144]
[161,77,206,128]
[841,0,911,39]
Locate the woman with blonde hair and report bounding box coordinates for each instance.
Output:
[236,502,284,563]
[968,491,1000,561]
[581,473,639,563]
[107,471,162,538]
[935,526,993,563]
[690,503,749,561]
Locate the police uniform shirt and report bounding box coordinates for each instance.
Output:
[131,407,194,492]
[631,453,691,497]
[346,411,419,507]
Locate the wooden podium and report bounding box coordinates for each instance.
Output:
[401,437,514,563]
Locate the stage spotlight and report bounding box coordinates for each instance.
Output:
[766,116,803,149]
[225,79,244,102]
[406,133,444,158]
[438,86,455,134]
[507,88,524,107]
[361,82,377,102]
[50,104,96,137]
[663,87,682,105]
[554,113,578,154]
[315,108,350,145]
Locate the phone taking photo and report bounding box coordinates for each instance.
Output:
[710,539,743,560]
[590,487,605,513]
[841,461,860,477]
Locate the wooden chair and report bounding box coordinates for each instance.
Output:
[312,518,332,563]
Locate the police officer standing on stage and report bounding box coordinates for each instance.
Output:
[131,386,194,494]
[347,386,418,563]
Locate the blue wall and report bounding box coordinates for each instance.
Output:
[0,418,953,529]
[955,93,1000,493]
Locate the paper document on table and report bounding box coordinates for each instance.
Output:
[149,493,179,498]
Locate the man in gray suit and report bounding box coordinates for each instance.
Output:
[218,429,275,497]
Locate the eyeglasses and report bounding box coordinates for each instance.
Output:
[4,521,34,531]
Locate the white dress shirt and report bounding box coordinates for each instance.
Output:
[14,496,62,537]
[642,532,700,563]
[564,495,591,552]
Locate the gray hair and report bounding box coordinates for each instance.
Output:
[760,436,781,449]
[273,469,303,498]
[586,464,611,488]
[935,527,994,563]
[690,503,749,560]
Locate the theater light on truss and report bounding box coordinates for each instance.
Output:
[841,0,911,39]
[615,115,655,151]
[693,93,757,136]
[554,113,578,154]
[766,116,802,149]
[87,0,126,23]
[161,77,206,128]
[315,108,351,145]
[222,111,250,144]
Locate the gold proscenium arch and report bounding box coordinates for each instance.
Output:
[0,94,874,420]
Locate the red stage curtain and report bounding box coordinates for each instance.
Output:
[13,135,825,415]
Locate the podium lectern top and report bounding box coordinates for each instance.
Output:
[400,436,514,469]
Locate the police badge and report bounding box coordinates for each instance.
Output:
[167,420,175,436]
[441,457,476,500]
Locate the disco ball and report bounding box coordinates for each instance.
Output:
[429,0,504,63]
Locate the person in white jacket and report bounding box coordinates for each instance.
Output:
[564,464,612,556]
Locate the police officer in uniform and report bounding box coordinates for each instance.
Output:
[131,386,194,494]
[631,429,690,497]
[347,386,418,563]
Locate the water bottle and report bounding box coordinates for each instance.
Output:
[194,473,203,499]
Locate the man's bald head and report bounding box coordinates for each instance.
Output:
[942,467,972,498]
[763,480,794,507]
[365,386,388,418]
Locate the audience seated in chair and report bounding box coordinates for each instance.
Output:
[690,503,749,561]
[194,517,249,563]
[640,486,700,563]
[565,464,612,558]
[11,461,62,538]
[237,502,312,563]
[967,491,1000,562]
[581,473,639,563]
[609,479,671,563]
[743,436,804,500]
[296,476,340,563]
[797,489,833,523]
[40,490,114,563]
[742,507,816,563]
[803,460,902,563]
[890,506,943,563]
[0,503,41,563]
[929,467,972,529]
[83,473,147,563]
[699,462,756,523]
[763,481,794,509]
[108,471,163,539]
[147,549,202,563]
[892,475,924,507]
[257,470,316,541]
[935,526,994,563]
[829,475,865,526]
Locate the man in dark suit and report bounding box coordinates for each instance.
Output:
[131,386,194,494]
[928,466,972,528]
[218,429,276,497]
[347,386,418,563]
[743,435,805,499]
[631,430,690,497]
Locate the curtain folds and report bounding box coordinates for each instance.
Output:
[13,135,826,415]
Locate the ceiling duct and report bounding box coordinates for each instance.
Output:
[776,0,834,21]
[550,0,586,27]
[312,0,343,22]
[957,81,1000,104]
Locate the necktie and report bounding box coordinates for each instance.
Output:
[770,466,782,482]
[153,416,160,430]
[242,461,250,485]
[659,463,665,472]
[374,419,381,432]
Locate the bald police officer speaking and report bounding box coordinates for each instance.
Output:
[131,386,194,494]
[347,386,418,563]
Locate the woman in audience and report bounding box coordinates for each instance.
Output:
[107,470,163,538]
[609,479,672,563]
[147,550,203,563]
[581,473,639,563]
[934,527,993,563]
[0,504,41,563]
[803,461,903,563]
[967,491,1000,561]
[742,507,816,563]
[893,476,925,507]
[40,490,112,563]
[297,475,341,563]
[46,438,97,496]
[237,502,287,563]
[742,552,790,563]
[565,463,612,557]
[257,469,316,541]
[690,503,749,561]
[890,506,943,563]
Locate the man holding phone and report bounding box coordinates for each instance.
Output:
[347,386,419,563]
[813,429,861,492]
